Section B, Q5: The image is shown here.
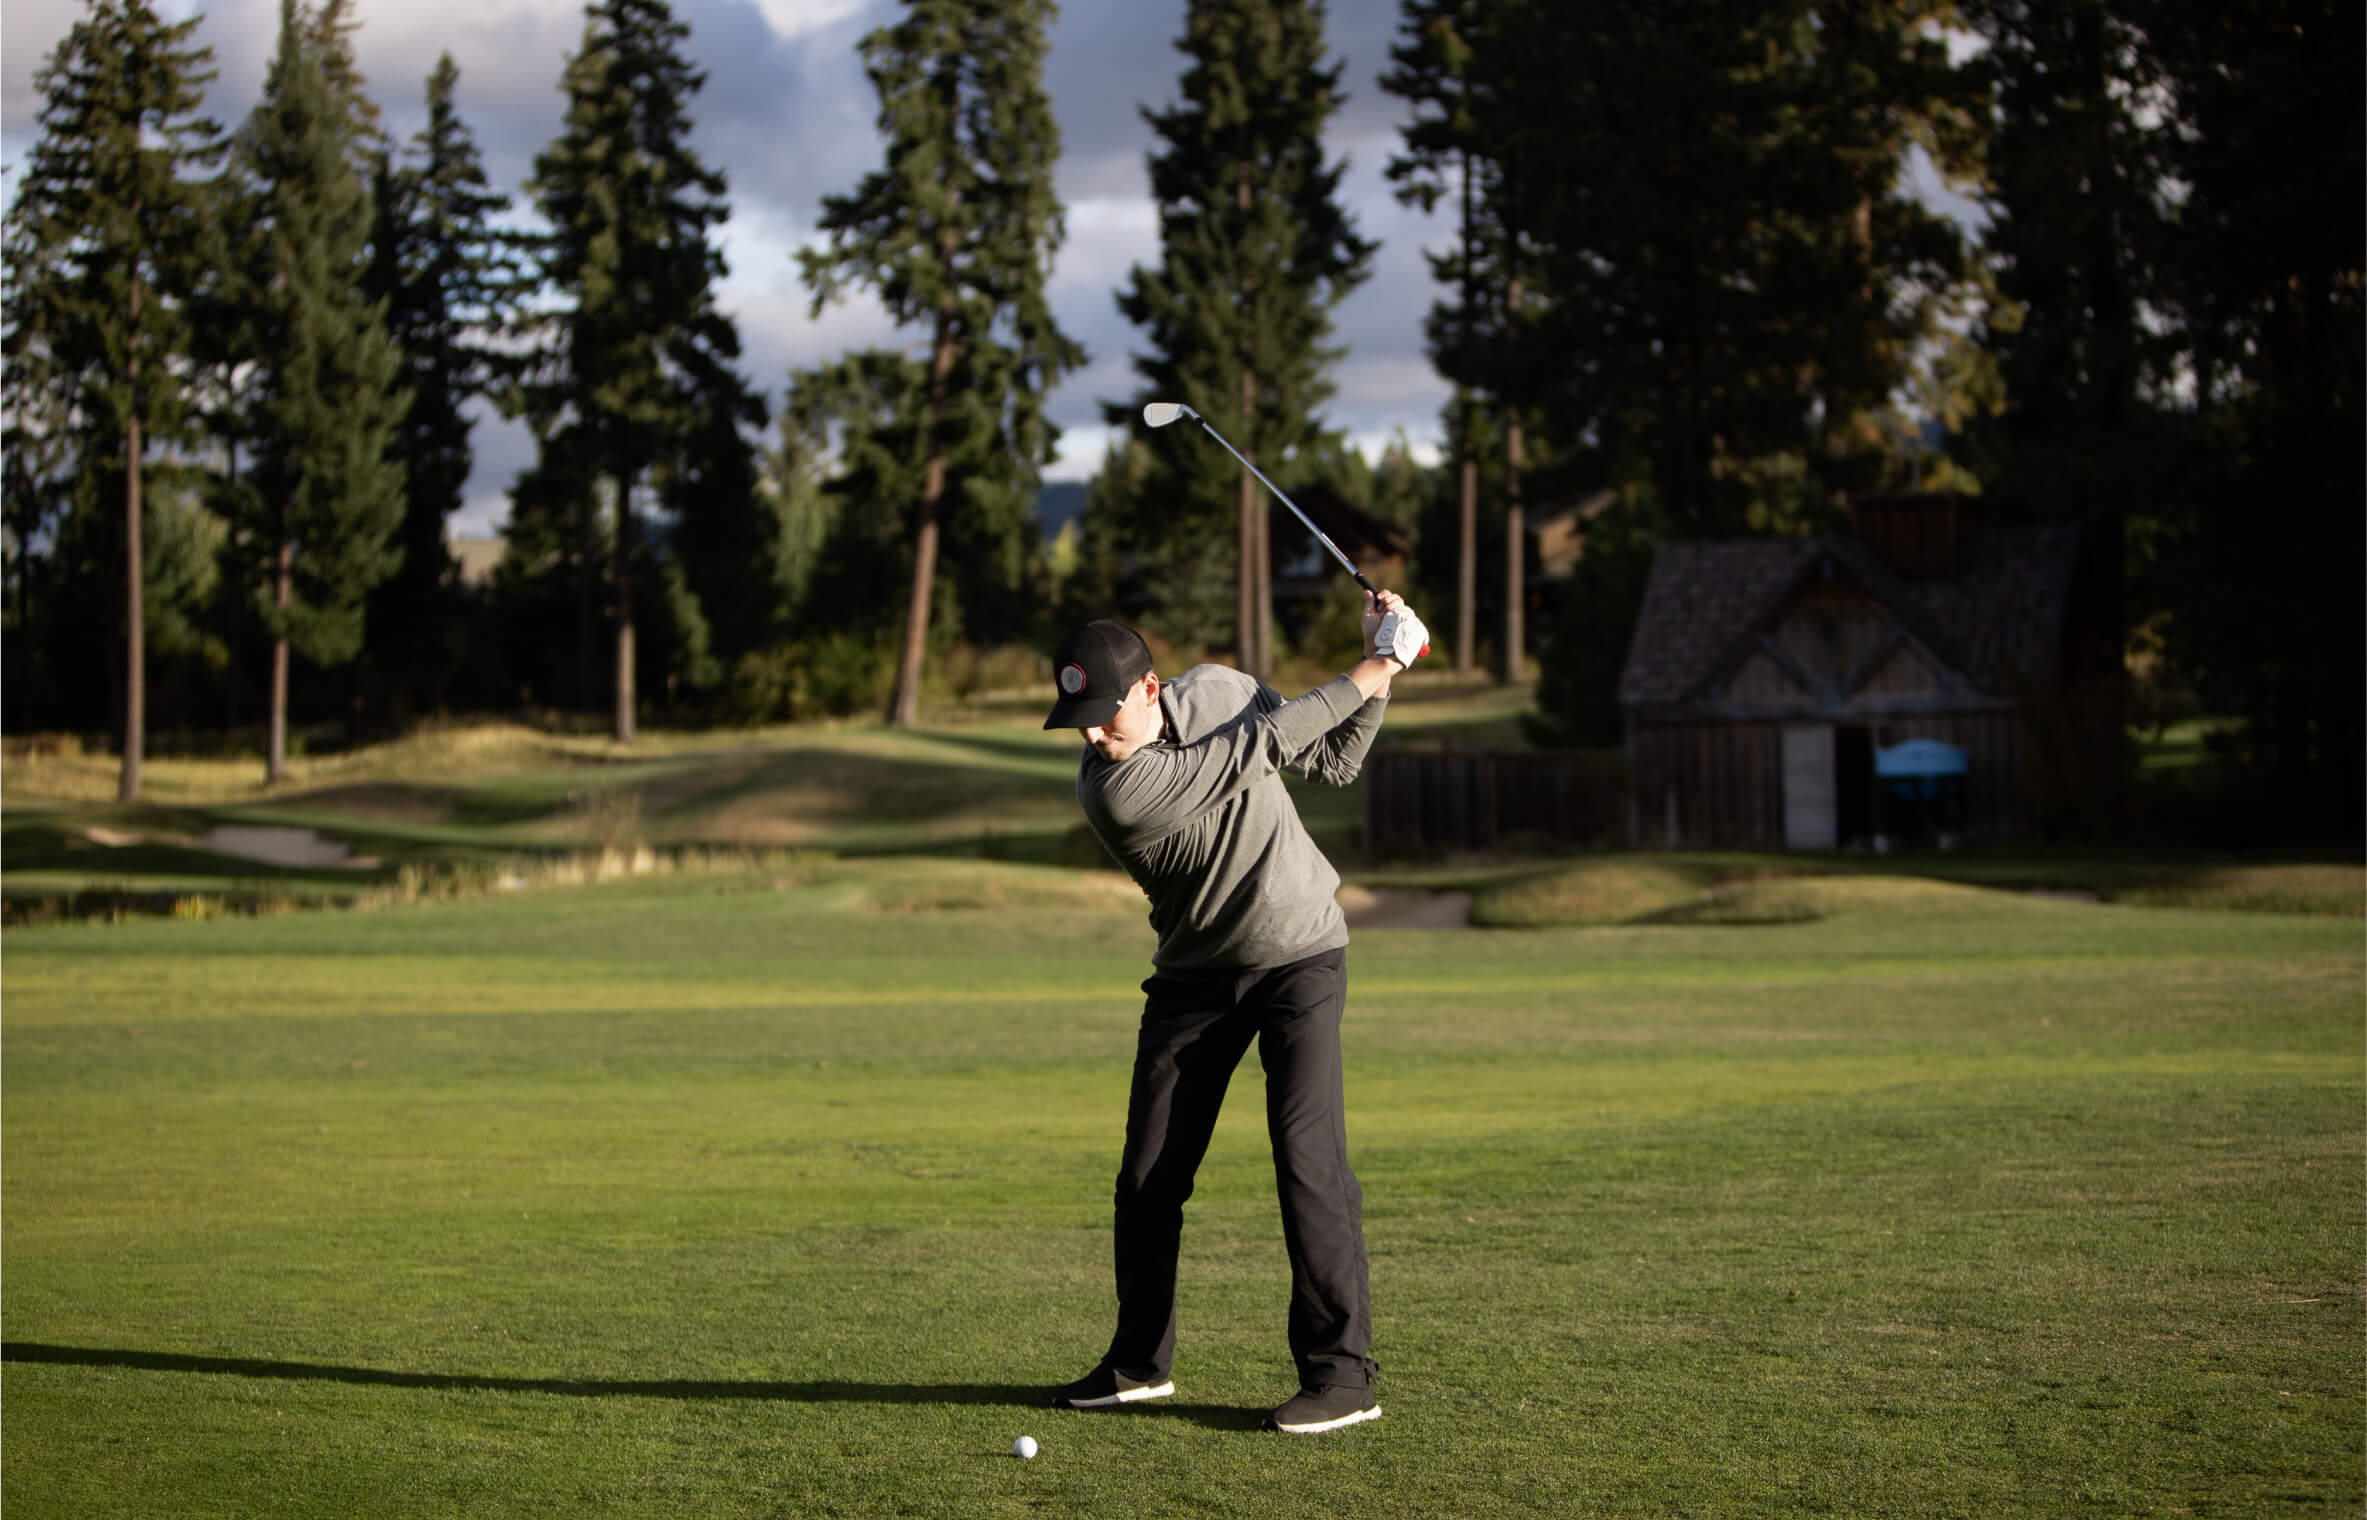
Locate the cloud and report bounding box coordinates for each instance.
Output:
[4,0,98,138]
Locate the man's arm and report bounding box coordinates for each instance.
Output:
[1285,592,1425,782]
[1345,654,1403,704]
[1286,655,1398,786]
[1094,678,1367,838]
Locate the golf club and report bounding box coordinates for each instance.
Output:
[1144,401,1380,596]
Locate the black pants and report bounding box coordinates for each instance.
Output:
[1102,946,1376,1390]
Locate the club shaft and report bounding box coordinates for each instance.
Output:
[1192,418,1376,595]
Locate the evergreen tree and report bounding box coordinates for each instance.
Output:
[362,53,516,723]
[1111,0,1374,679]
[1950,0,2163,828]
[1961,0,2157,511]
[800,0,1082,726]
[758,404,841,627]
[1383,0,1486,675]
[486,433,601,709]
[659,376,774,670]
[1517,4,1798,535]
[2134,0,2364,836]
[1060,430,1155,632]
[779,350,941,644]
[520,0,763,741]
[1781,3,1988,501]
[1,0,223,796]
[1454,5,1983,731]
[230,0,410,781]
[304,0,385,154]
[1386,0,1557,680]
[2,183,81,718]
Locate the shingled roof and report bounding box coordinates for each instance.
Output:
[1619,521,2082,709]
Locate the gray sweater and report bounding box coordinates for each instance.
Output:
[1076,664,1389,971]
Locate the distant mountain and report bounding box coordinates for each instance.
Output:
[1033,482,1088,541]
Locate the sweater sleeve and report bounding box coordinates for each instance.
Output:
[1284,677,1389,787]
[1092,677,1361,841]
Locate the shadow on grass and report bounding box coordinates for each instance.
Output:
[0,1342,1265,1429]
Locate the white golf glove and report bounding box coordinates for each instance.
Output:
[1374,606,1430,668]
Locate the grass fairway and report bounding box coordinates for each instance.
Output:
[3,862,2360,1517]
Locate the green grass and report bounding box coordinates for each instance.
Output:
[1464,855,2364,927]
[4,859,2360,1517]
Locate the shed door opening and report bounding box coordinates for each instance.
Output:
[1835,725,1875,847]
[1782,724,1837,851]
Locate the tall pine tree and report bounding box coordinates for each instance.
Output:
[521,0,762,741]
[1781,3,1987,504]
[230,0,410,782]
[362,53,516,723]
[2134,0,2364,836]
[1386,0,1564,680]
[2,0,222,797]
[1113,0,1373,678]
[800,0,1082,727]
[1383,0,1486,676]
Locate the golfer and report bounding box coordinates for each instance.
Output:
[1041,592,1429,1435]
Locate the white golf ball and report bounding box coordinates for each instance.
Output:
[1013,1435,1039,1460]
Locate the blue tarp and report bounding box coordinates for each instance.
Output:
[1875,739,1968,778]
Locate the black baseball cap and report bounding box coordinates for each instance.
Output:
[1042,619,1154,730]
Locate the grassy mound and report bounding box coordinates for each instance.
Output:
[848,859,1145,916]
[1466,858,1716,927]
[1469,862,2074,929]
[2112,862,2361,916]
[1463,853,2362,929]
[1637,873,2007,925]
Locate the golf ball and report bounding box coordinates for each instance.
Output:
[1013,1436,1039,1460]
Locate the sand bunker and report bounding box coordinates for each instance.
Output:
[199,826,380,871]
[1336,885,1473,929]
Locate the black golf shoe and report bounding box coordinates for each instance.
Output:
[1048,1366,1176,1409]
[1265,1382,1381,1434]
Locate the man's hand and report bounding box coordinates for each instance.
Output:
[1346,591,1426,703]
[1374,604,1430,669]
[1361,589,1406,658]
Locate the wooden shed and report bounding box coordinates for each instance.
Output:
[1618,497,2108,850]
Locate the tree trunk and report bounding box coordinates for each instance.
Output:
[121,408,144,803]
[1502,267,1526,686]
[1235,164,1270,682]
[1237,364,1268,681]
[1236,436,1255,672]
[577,494,598,713]
[1457,400,1477,678]
[225,443,244,731]
[1456,149,1478,678]
[612,471,635,744]
[888,309,958,729]
[268,540,292,784]
[1502,408,1525,684]
[1254,448,1273,680]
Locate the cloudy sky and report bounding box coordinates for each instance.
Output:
[2,0,1457,534]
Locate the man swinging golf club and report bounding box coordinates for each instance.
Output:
[1042,565,1429,1435]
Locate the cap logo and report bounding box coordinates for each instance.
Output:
[1058,663,1087,695]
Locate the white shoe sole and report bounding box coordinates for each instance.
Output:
[1057,1380,1175,1409]
[1273,1403,1381,1434]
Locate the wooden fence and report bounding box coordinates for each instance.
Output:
[1360,748,1629,863]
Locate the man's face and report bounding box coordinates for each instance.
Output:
[1081,673,1162,763]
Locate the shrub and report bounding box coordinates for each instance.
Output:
[725,635,897,723]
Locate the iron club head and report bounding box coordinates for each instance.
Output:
[1142,402,1197,429]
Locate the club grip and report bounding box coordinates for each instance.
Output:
[1360,575,1425,654]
